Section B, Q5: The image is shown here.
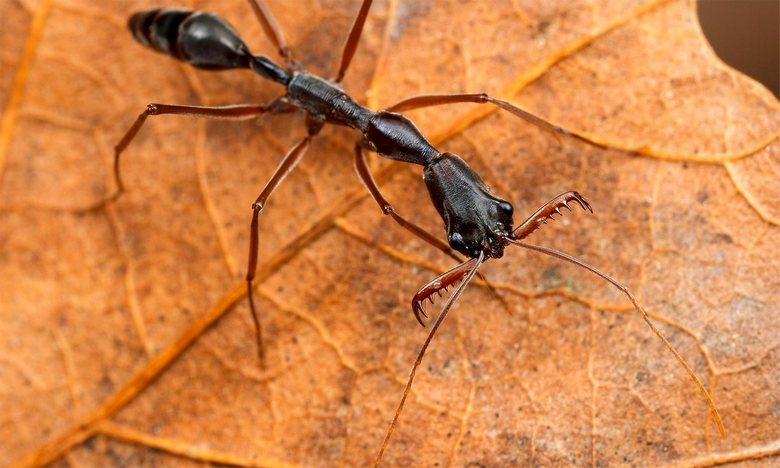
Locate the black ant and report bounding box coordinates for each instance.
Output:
[102,0,725,463]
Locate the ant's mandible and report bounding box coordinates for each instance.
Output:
[100,0,725,463]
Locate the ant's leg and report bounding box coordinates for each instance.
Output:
[246,136,312,365]
[511,191,592,241]
[91,101,291,210]
[354,145,461,262]
[386,93,631,153]
[247,0,294,64]
[335,0,374,82]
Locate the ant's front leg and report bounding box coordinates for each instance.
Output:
[353,145,462,262]
[90,99,294,210]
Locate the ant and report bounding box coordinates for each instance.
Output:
[102,0,725,464]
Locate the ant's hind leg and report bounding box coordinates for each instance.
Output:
[247,0,294,65]
[354,145,461,262]
[386,93,634,154]
[335,0,374,82]
[89,100,292,211]
[246,136,312,366]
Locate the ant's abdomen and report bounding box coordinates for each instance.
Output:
[127,8,251,70]
[128,8,190,60]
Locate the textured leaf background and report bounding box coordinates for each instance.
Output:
[1,0,779,466]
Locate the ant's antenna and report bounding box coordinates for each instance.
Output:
[505,238,726,436]
[375,252,485,466]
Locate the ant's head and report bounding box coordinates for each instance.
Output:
[423,153,514,259]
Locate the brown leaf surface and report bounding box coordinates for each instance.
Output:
[2,0,779,466]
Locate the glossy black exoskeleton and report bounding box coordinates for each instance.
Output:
[424,154,514,259]
[128,8,289,82]
[125,6,511,261]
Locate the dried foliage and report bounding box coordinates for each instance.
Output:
[1,0,779,466]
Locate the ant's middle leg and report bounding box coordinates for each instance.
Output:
[92,99,295,210]
[353,145,461,262]
[385,93,634,153]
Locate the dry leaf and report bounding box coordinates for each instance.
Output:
[2,0,779,466]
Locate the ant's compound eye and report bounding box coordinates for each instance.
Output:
[496,201,513,218]
[449,232,467,253]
